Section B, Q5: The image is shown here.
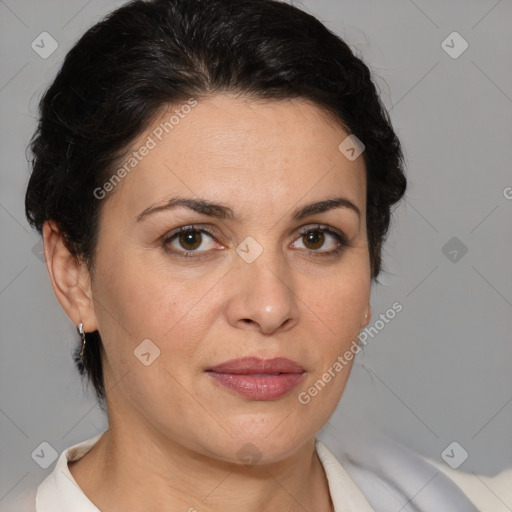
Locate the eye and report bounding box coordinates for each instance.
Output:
[291,225,348,255]
[163,226,220,256]
[163,224,348,259]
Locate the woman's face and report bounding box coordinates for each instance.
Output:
[87,94,371,463]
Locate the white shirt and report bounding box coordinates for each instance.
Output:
[35,431,375,511]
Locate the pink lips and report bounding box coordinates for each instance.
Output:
[206,357,305,400]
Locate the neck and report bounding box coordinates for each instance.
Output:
[68,424,333,512]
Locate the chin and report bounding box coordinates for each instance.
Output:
[196,416,317,467]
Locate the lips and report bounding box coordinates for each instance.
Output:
[208,357,305,375]
[206,357,305,401]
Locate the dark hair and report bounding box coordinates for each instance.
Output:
[25,0,406,407]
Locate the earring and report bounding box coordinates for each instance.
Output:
[78,322,86,359]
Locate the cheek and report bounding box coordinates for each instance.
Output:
[307,261,370,334]
[92,248,221,368]
[299,258,370,404]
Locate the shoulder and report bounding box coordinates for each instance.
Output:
[35,431,106,512]
[317,416,479,512]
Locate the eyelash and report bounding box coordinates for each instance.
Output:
[162,224,349,259]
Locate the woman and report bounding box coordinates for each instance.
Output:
[24,0,478,510]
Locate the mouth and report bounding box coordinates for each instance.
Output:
[206,357,305,401]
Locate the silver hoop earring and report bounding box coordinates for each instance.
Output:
[78,322,86,359]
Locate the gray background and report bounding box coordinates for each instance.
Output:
[1,0,511,510]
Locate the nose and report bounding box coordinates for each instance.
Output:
[225,250,300,335]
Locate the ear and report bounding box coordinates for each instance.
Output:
[42,220,98,333]
[360,303,371,329]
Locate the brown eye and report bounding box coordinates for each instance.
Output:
[178,230,202,250]
[164,227,218,255]
[291,224,348,255]
[302,230,325,250]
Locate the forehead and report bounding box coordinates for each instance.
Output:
[102,94,367,220]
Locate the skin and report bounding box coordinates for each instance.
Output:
[44,93,372,512]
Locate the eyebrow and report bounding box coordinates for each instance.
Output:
[136,196,361,223]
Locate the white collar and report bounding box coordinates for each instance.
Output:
[36,431,374,511]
